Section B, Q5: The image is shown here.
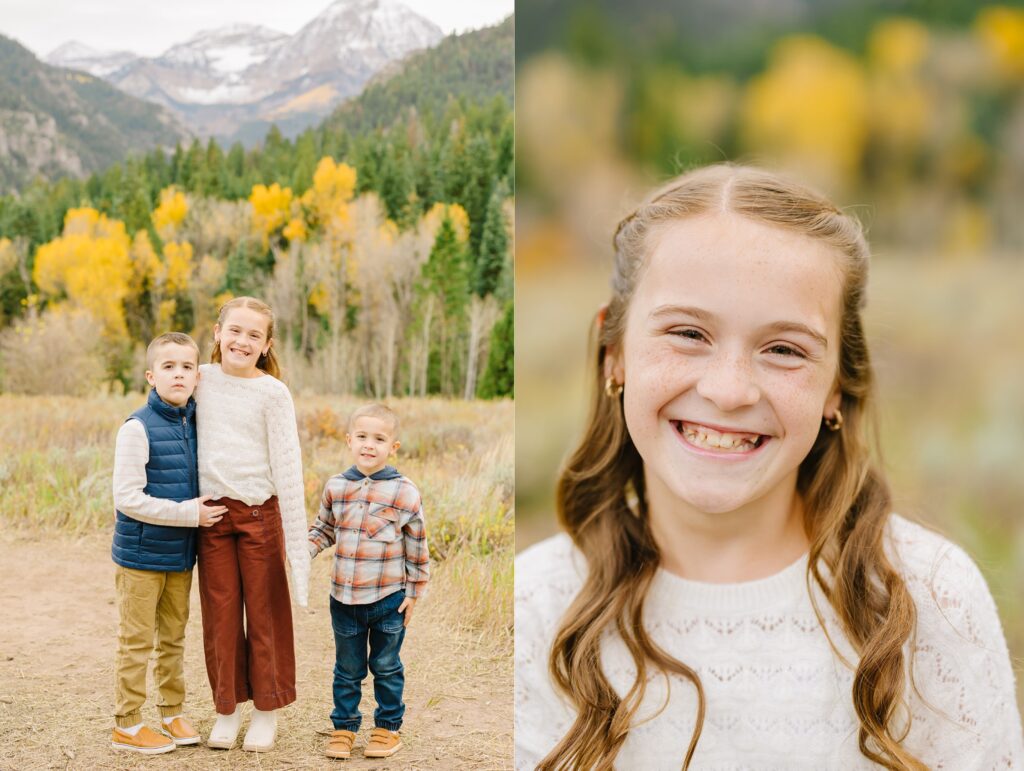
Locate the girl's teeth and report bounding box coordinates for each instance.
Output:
[681,423,759,452]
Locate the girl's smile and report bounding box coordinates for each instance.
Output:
[672,420,768,457]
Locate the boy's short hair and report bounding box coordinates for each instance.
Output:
[146,332,200,370]
[347,403,400,437]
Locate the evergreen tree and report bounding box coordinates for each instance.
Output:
[473,183,509,296]
[478,300,513,398]
[197,138,226,197]
[379,140,415,226]
[292,130,318,193]
[463,134,495,255]
[419,215,469,395]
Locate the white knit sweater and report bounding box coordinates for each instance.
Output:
[196,363,310,606]
[515,515,1024,770]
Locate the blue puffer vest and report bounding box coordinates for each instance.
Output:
[111,388,199,572]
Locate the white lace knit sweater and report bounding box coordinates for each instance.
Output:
[196,363,310,606]
[515,515,1024,770]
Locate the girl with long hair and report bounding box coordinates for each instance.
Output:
[195,296,310,752]
[515,165,1023,769]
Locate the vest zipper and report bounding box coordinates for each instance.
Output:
[182,413,197,498]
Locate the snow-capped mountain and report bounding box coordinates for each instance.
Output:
[108,24,290,108]
[46,41,138,77]
[43,0,444,144]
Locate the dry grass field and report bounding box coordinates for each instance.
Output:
[0,395,513,770]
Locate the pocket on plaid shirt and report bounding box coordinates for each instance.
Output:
[365,505,400,541]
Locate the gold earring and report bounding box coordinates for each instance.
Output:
[824,409,844,431]
[604,376,623,398]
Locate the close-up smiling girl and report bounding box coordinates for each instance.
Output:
[514,164,1024,770]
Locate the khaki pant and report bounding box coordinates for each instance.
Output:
[113,565,192,728]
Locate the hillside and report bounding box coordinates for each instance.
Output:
[322,14,513,136]
[0,35,188,193]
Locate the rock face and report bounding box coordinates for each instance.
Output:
[45,0,444,144]
[0,35,188,193]
[0,110,85,180]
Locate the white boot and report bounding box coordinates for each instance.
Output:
[242,708,277,752]
[206,705,243,750]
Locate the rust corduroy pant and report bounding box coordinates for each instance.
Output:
[197,495,296,714]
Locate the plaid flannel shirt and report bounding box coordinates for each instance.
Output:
[308,465,429,605]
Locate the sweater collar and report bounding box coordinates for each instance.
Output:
[342,464,401,481]
[147,387,196,421]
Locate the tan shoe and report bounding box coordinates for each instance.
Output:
[161,716,200,746]
[364,727,402,758]
[111,725,176,754]
[326,729,356,759]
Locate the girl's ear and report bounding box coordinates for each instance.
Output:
[213,323,221,343]
[263,336,273,356]
[824,386,842,421]
[603,343,625,385]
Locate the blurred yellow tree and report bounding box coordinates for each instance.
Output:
[975,5,1024,80]
[741,35,868,188]
[866,19,932,181]
[33,208,133,338]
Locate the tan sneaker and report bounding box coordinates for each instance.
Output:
[111,725,176,754]
[326,729,356,759]
[161,716,200,746]
[364,727,402,758]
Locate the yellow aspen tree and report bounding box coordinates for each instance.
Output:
[33,208,132,338]
[302,156,357,235]
[152,186,189,242]
[423,202,470,243]
[162,241,193,294]
[249,183,295,246]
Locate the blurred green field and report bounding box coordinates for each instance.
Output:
[516,255,1024,710]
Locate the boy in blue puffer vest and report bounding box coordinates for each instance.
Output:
[110,332,228,754]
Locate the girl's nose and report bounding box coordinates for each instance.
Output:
[695,352,760,412]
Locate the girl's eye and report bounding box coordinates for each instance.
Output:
[670,328,708,342]
[765,344,805,358]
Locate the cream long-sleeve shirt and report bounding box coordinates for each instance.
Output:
[196,363,310,606]
[515,515,1024,770]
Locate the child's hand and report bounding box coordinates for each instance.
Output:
[397,597,416,627]
[198,496,228,527]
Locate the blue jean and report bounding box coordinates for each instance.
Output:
[329,591,406,731]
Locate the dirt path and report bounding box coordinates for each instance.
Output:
[0,531,512,770]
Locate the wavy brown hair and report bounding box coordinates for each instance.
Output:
[543,164,925,771]
[211,296,282,380]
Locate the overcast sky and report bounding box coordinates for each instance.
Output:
[1,0,513,58]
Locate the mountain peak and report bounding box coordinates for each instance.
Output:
[47,40,100,59]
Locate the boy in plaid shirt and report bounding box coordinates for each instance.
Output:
[309,403,429,760]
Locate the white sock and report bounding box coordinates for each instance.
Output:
[162,714,181,725]
[120,723,143,736]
